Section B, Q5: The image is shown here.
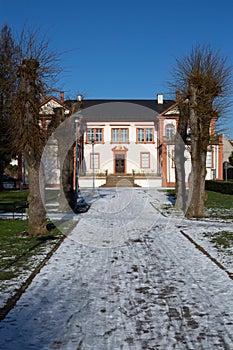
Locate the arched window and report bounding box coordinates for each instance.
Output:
[165,124,174,140]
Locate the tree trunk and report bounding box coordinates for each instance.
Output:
[15,59,47,235]
[50,109,75,212]
[25,157,47,235]
[185,141,207,218]
[174,134,187,211]
[185,85,209,218]
[174,101,189,211]
[59,147,75,212]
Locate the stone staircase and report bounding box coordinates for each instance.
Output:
[101,175,140,188]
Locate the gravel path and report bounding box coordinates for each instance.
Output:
[0,188,233,349]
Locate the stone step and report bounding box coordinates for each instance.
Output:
[101,176,140,188]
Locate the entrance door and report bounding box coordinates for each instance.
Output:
[115,154,125,173]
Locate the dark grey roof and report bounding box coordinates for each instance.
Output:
[65,99,175,123]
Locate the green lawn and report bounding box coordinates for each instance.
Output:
[203,230,233,249]
[205,190,233,209]
[166,189,232,211]
[164,189,233,220]
[0,189,29,214]
[0,219,65,311]
[0,190,77,304]
[0,189,28,204]
[165,189,233,260]
[0,219,61,278]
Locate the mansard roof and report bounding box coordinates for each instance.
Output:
[64,99,176,123]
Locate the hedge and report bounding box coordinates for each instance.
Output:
[205,180,233,195]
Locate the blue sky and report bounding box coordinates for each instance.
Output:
[1,0,233,138]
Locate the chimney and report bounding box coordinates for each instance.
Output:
[77,94,82,102]
[176,91,180,102]
[157,93,163,104]
[42,93,46,102]
[60,91,64,102]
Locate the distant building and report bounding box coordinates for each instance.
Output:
[28,92,224,188]
[222,135,233,162]
[222,135,233,180]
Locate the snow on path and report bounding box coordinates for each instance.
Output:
[0,188,233,349]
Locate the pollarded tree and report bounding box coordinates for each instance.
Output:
[172,44,232,218]
[11,28,61,235]
[12,58,48,235]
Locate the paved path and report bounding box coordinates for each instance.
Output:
[0,188,233,349]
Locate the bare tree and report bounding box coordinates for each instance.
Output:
[12,59,47,235]
[172,44,232,218]
[10,28,61,235]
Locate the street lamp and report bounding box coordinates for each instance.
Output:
[74,112,83,200]
[91,138,95,190]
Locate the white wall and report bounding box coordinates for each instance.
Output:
[83,122,159,175]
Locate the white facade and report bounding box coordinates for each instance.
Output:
[83,121,158,177]
[38,95,224,188]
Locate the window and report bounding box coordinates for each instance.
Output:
[171,150,175,168]
[165,124,174,140]
[90,153,100,169]
[140,152,150,168]
[111,128,129,143]
[206,151,212,168]
[87,129,94,142]
[137,128,153,143]
[87,128,103,143]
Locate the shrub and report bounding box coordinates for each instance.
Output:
[205,180,233,195]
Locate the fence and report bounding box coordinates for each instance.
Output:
[0,202,28,218]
